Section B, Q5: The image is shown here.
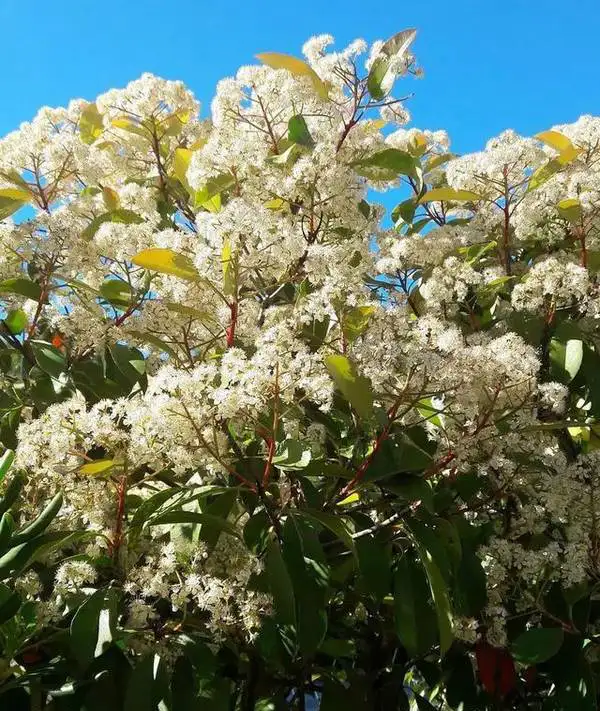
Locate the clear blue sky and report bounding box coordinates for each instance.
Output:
[1,0,599,154]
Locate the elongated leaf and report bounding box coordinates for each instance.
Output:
[353,148,418,181]
[367,29,417,101]
[536,130,581,162]
[147,511,239,538]
[132,248,199,280]
[265,539,296,626]
[0,278,42,301]
[418,187,481,203]
[408,521,454,654]
[70,587,121,668]
[288,115,314,147]
[30,341,67,379]
[557,197,582,223]
[324,354,374,420]
[173,147,193,186]
[79,459,117,476]
[256,52,329,99]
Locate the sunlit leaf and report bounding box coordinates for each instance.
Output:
[257,52,329,99]
[132,248,199,281]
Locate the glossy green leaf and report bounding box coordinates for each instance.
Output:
[70,587,121,668]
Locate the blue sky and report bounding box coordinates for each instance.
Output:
[1,0,599,154]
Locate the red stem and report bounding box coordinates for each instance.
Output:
[226,301,238,348]
[339,401,401,498]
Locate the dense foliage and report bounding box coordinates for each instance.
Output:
[0,27,599,709]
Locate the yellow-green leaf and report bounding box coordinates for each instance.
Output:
[341,305,376,344]
[418,187,481,203]
[324,354,374,420]
[221,239,236,297]
[173,147,193,186]
[557,198,582,224]
[256,52,329,99]
[111,116,148,138]
[79,459,116,476]
[536,130,581,163]
[0,188,31,220]
[131,248,199,281]
[79,103,104,145]
[102,187,120,212]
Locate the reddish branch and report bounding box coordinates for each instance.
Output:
[226,301,238,348]
[339,400,402,498]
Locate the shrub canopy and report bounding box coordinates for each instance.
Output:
[1,28,600,710]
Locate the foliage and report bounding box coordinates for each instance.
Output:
[0,27,599,710]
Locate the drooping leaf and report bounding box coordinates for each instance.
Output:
[79,459,117,476]
[30,341,67,379]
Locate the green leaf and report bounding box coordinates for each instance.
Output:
[353,148,418,181]
[256,52,329,99]
[147,511,239,539]
[408,521,454,655]
[4,309,27,334]
[301,509,356,553]
[273,439,312,470]
[367,29,417,101]
[132,248,199,281]
[100,279,134,309]
[391,198,417,225]
[0,449,14,483]
[193,173,235,207]
[550,338,583,382]
[324,354,374,420]
[288,115,314,147]
[265,539,296,627]
[70,587,121,669]
[282,515,328,655]
[0,188,31,220]
[10,492,63,544]
[124,653,171,711]
[511,627,564,665]
[418,187,481,203]
[82,209,144,239]
[394,555,437,656]
[0,278,42,301]
[79,102,104,144]
[30,341,67,379]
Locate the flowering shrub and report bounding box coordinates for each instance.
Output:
[0,27,599,710]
